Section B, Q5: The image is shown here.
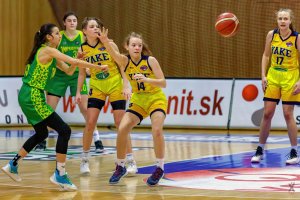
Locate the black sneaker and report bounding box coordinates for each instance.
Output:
[286,149,299,165]
[34,140,47,152]
[251,146,263,163]
[95,140,104,153]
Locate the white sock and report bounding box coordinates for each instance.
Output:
[57,162,66,176]
[117,159,126,167]
[82,151,90,159]
[292,146,297,151]
[93,130,100,142]
[126,153,134,161]
[156,159,164,170]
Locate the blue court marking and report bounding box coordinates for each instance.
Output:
[138,147,299,174]
[0,130,295,144]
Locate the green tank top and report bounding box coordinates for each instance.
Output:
[55,30,84,76]
[22,45,57,90]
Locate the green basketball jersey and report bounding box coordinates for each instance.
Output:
[55,30,84,76]
[22,45,57,90]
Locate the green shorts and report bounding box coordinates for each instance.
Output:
[18,84,54,125]
[47,70,88,97]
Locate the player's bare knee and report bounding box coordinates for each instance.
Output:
[152,128,163,138]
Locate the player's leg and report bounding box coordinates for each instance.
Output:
[109,112,140,184]
[283,104,299,164]
[34,94,61,151]
[146,110,166,186]
[80,99,102,174]
[78,94,103,153]
[2,121,49,182]
[46,112,77,191]
[111,99,138,175]
[251,70,279,163]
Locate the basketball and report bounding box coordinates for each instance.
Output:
[242,84,258,102]
[215,12,239,37]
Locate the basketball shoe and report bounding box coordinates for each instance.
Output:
[1,160,22,182]
[109,165,128,184]
[80,158,90,174]
[146,167,164,186]
[50,169,77,191]
[251,146,263,163]
[95,140,104,153]
[126,160,138,175]
[286,149,300,165]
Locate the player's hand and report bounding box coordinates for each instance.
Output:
[293,81,300,95]
[262,77,267,92]
[97,27,110,44]
[99,64,108,72]
[133,73,148,83]
[75,92,81,104]
[77,51,88,60]
[122,87,132,100]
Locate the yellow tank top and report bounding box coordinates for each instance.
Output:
[124,55,161,93]
[81,40,120,85]
[271,28,299,71]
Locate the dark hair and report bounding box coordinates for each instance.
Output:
[81,17,104,30]
[26,23,57,64]
[123,32,152,56]
[63,11,78,22]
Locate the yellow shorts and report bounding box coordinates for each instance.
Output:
[264,67,300,104]
[89,74,125,102]
[127,90,168,121]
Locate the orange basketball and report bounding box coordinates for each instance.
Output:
[242,84,258,102]
[215,12,239,37]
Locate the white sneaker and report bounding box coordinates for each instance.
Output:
[80,158,90,174]
[251,146,263,163]
[126,160,138,175]
[1,160,22,182]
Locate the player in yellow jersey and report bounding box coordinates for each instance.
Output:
[251,8,300,165]
[34,12,103,153]
[98,29,167,186]
[76,17,137,175]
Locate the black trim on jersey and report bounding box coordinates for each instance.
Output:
[295,32,298,49]
[81,40,100,49]
[150,109,166,118]
[146,55,153,71]
[263,97,279,104]
[126,109,143,124]
[282,101,300,105]
[47,92,62,98]
[271,28,277,41]
[124,55,151,72]
[124,55,131,72]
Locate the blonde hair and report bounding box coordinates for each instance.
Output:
[276,8,295,31]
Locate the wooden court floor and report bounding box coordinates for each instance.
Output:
[0,127,299,200]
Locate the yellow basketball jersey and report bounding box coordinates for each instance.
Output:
[81,40,120,87]
[271,29,299,71]
[125,55,161,93]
